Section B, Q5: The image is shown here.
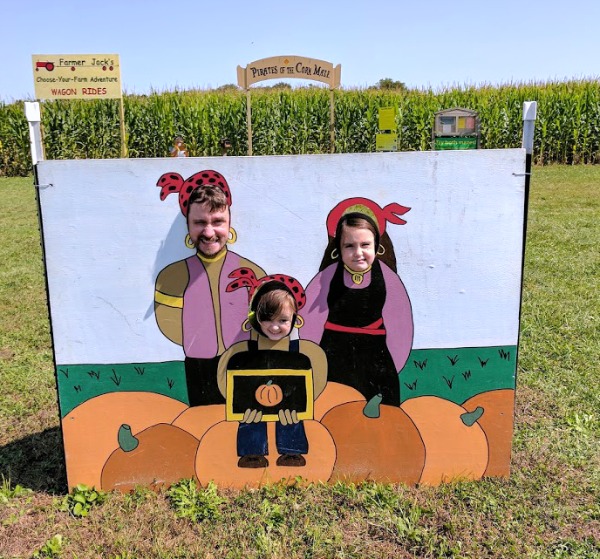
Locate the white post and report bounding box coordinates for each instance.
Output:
[521,100,537,196]
[522,101,537,155]
[25,101,44,164]
[516,101,537,371]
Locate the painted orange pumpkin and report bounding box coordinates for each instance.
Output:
[61,392,188,489]
[255,380,283,407]
[320,395,425,485]
[401,396,489,486]
[171,404,226,441]
[462,389,515,477]
[313,381,365,421]
[195,420,336,488]
[101,423,199,492]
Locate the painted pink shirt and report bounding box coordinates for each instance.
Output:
[182,250,253,358]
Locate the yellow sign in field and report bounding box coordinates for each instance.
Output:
[376,133,398,152]
[378,107,397,131]
[32,54,122,100]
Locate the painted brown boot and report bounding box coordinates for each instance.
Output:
[276,454,306,467]
[238,455,269,468]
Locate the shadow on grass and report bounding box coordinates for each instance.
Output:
[0,427,67,495]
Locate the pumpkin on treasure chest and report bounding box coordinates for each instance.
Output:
[401,396,489,486]
[61,392,188,490]
[320,395,426,485]
[255,380,284,407]
[194,419,336,489]
[101,423,200,492]
[462,388,515,478]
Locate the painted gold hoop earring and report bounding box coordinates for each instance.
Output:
[242,318,251,332]
[330,248,339,260]
[185,234,195,249]
[377,245,386,256]
[294,315,304,329]
[227,227,237,245]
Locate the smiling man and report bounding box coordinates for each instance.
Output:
[154,170,265,406]
[187,187,231,257]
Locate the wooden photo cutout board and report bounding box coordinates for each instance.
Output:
[36,149,526,490]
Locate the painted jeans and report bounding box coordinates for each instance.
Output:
[237,421,308,456]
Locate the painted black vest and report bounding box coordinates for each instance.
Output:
[320,260,400,406]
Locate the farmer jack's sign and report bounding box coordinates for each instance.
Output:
[31,54,126,157]
[237,56,341,89]
[32,54,122,100]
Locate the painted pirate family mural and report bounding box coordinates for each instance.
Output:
[38,150,524,490]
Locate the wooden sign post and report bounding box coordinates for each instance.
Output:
[237,56,341,155]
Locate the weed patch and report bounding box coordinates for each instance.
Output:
[60,484,106,518]
[167,479,227,522]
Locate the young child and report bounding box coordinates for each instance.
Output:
[217,270,328,468]
[169,135,188,157]
[300,198,413,408]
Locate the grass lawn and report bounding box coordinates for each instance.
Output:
[0,165,598,558]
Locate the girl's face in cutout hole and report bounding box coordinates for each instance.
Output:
[340,225,376,272]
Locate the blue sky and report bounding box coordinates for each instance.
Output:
[2,0,599,102]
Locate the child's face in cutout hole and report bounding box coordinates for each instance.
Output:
[340,225,376,272]
[258,302,295,341]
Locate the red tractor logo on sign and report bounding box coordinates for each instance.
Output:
[36,61,55,72]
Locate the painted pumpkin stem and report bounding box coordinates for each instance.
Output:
[461,406,484,427]
[266,380,273,386]
[118,424,139,452]
[363,394,383,418]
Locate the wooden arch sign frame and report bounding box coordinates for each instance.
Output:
[237,56,341,155]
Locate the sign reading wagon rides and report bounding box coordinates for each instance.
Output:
[32,54,122,100]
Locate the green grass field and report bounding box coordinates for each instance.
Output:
[0,165,598,558]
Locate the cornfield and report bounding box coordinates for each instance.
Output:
[1,79,599,177]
